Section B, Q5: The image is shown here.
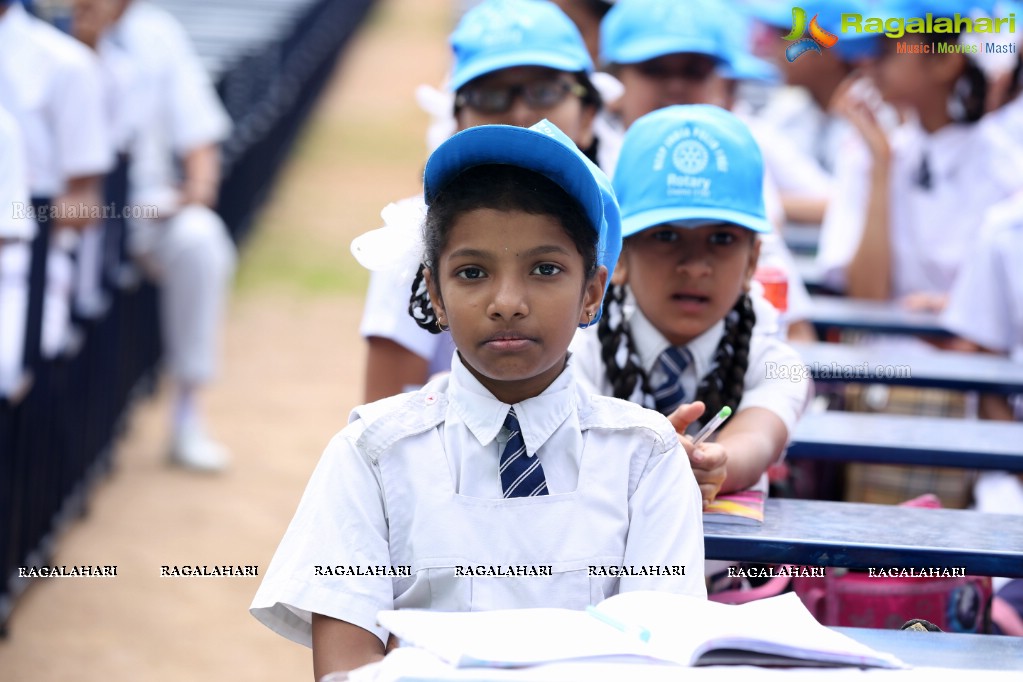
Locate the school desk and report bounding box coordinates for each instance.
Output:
[781,222,821,255]
[704,499,1023,578]
[788,411,1023,472]
[793,341,1023,395]
[793,253,834,294]
[807,295,953,338]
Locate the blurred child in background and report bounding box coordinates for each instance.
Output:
[360,0,605,402]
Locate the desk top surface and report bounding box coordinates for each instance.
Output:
[789,411,1023,470]
[807,296,952,338]
[793,341,1023,394]
[704,499,1023,578]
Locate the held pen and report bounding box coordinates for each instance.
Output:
[691,406,732,446]
[586,605,651,643]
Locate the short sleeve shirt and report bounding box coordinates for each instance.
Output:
[0,3,114,197]
[250,354,706,647]
[0,104,33,239]
[942,192,1023,364]
[816,117,1023,298]
[569,303,811,439]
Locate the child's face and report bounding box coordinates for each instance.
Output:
[870,37,960,110]
[616,222,759,346]
[455,67,597,150]
[616,54,726,128]
[425,208,606,404]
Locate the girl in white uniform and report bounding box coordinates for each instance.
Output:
[570,105,811,509]
[598,0,818,342]
[252,120,706,677]
[816,0,1023,305]
[360,0,605,402]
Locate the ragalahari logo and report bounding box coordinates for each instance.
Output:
[783,7,839,61]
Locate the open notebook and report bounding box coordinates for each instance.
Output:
[376,592,905,669]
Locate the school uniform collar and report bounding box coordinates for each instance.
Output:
[900,116,973,189]
[448,351,577,457]
[629,303,725,386]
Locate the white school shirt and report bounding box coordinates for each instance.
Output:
[361,268,459,381]
[0,104,32,240]
[109,1,232,198]
[250,353,706,647]
[756,86,850,177]
[943,192,1023,365]
[816,116,1023,298]
[569,303,811,440]
[944,192,1023,594]
[0,2,113,198]
[988,92,1023,159]
[95,36,141,155]
[358,194,457,381]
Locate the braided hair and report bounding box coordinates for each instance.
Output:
[596,288,757,426]
[692,292,756,423]
[408,164,598,334]
[919,31,988,123]
[597,282,653,405]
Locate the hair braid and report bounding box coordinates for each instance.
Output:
[596,283,650,402]
[408,263,442,334]
[952,56,988,123]
[693,292,756,424]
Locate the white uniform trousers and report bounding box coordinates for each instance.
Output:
[131,204,236,385]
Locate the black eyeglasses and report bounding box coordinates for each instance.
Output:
[455,80,588,114]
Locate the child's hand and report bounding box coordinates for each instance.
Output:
[666,401,706,459]
[901,291,948,313]
[691,442,727,507]
[831,74,891,165]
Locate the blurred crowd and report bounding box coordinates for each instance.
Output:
[1,0,235,471]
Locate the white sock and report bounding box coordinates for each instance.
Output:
[173,385,201,437]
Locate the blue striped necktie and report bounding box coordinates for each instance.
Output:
[652,347,691,415]
[499,408,548,498]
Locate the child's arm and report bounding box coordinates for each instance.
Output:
[833,85,894,300]
[713,407,789,494]
[312,614,387,680]
[620,427,707,598]
[364,336,430,402]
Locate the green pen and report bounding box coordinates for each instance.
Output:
[692,406,732,445]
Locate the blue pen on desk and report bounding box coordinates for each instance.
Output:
[586,605,651,643]
[692,406,732,446]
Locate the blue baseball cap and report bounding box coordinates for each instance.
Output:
[448,0,593,92]
[600,0,732,66]
[715,2,780,82]
[744,0,880,61]
[878,0,1000,19]
[423,119,622,324]
[613,104,771,238]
